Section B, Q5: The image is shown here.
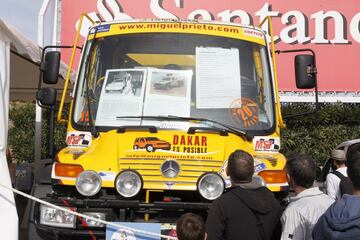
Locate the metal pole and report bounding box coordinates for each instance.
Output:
[0,30,18,240]
[48,0,59,159]
[52,0,58,46]
[35,0,50,181]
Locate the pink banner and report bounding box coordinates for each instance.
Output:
[61,0,360,92]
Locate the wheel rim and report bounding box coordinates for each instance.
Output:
[146,145,154,152]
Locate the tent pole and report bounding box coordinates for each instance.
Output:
[52,0,59,46]
[35,0,50,181]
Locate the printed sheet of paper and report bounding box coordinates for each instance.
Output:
[95,69,146,126]
[196,47,241,108]
[143,69,193,117]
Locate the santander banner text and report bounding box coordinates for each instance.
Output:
[61,0,360,92]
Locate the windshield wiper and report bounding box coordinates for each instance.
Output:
[116,115,253,140]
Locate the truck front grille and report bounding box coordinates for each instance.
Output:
[118,158,224,183]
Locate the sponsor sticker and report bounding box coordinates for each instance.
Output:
[131,135,209,154]
[253,136,280,152]
[255,163,266,172]
[66,132,92,147]
[98,171,116,181]
[90,24,111,34]
[243,28,264,38]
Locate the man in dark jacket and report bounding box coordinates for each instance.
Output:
[205,150,282,240]
[312,143,360,240]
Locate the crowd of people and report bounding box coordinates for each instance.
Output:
[175,144,360,240]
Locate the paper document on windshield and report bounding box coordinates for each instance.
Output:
[143,69,193,117]
[196,47,241,108]
[95,69,146,126]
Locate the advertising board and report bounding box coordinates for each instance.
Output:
[61,0,360,101]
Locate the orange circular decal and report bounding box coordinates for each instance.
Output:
[229,98,259,128]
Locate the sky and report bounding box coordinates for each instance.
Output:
[0,0,53,44]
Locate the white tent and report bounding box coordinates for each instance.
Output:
[0,18,71,101]
[0,18,73,240]
[0,21,18,240]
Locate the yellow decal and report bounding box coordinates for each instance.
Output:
[88,22,266,46]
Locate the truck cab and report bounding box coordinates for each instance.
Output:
[29,18,317,239]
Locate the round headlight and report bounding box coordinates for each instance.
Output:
[75,171,102,196]
[197,173,225,200]
[115,170,142,198]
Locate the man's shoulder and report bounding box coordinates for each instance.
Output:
[211,189,236,204]
[228,186,276,198]
[214,186,276,204]
[316,195,360,227]
[283,200,302,215]
[332,195,360,210]
[337,167,348,176]
[304,192,333,204]
[289,190,334,209]
[326,172,338,180]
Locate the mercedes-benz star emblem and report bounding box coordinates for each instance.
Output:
[161,160,180,178]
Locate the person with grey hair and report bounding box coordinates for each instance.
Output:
[326,149,351,199]
[206,150,282,240]
[281,153,334,240]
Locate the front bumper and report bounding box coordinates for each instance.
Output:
[31,195,210,240]
[34,224,105,240]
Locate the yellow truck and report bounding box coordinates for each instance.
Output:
[29,15,317,239]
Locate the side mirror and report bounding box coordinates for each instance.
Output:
[295,55,316,89]
[41,51,60,84]
[36,87,57,106]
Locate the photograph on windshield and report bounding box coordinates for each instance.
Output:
[104,70,144,96]
[145,69,192,118]
[150,71,187,97]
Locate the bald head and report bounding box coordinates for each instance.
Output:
[227,150,254,183]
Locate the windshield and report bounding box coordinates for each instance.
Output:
[73,31,275,134]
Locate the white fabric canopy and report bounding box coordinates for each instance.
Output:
[0,18,74,239]
[0,17,71,79]
[0,18,74,101]
[0,18,41,63]
[0,29,18,240]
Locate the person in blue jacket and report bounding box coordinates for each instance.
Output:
[312,144,360,240]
